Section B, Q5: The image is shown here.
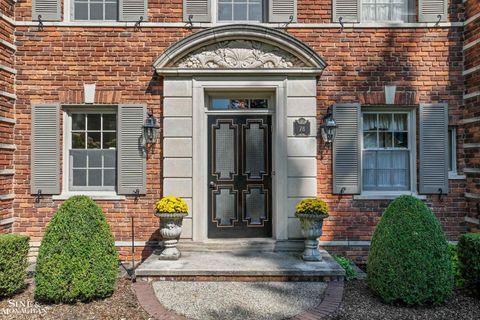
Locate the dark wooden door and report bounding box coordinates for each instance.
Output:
[208,115,272,238]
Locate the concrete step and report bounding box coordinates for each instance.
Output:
[135,249,345,282]
[177,239,304,252]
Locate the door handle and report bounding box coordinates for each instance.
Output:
[209,181,217,189]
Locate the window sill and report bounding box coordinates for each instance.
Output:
[354,192,426,200]
[448,172,466,180]
[53,192,125,201]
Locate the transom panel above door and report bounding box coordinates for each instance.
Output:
[208,115,272,238]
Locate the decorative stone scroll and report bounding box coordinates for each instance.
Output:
[176,40,307,69]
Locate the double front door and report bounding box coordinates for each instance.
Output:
[207,115,272,238]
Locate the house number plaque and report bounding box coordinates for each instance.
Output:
[293,118,310,136]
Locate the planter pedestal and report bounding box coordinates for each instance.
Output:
[155,212,186,260]
[297,214,328,262]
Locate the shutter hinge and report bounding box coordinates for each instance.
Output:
[35,189,42,203]
[37,15,44,32]
[133,188,140,203]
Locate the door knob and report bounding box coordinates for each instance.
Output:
[209,181,217,189]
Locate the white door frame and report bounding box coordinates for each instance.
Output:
[191,76,288,241]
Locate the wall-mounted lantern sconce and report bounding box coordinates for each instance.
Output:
[320,106,337,144]
[142,110,160,145]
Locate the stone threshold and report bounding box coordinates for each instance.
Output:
[135,249,345,281]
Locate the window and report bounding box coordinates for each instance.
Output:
[448,128,456,174]
[361,0,412,22]
[362,112,410,191]
[74,0,118,20]
[211,98,268,110]
[69,113,117,191]
[218,0,263,22]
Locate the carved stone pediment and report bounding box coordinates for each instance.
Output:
[176,40,307,69]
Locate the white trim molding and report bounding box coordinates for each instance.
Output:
[0,13,15,26]
[464,168,480,174]
[461,117,480,125]
[0,169,15,175]
[12,21,464,28]
[0,143,16,150]
[465,192,480,200]
[464,38,480,51]
[0,194,15,200]
[465,12,480,26]
[0,116,15,124]
[463,65,480,76]
[0,39,17,51]
[464,91,480,100]
[0,64,17,75]
[0,91,17,100]
[0,217,15,226]
[464,143,480,149]
[465,216,480,225]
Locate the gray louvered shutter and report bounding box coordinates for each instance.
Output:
[183,0,211,22]
[332,0,360,23]
[118,104,147,195]
[119,0,148,21]
[32,0,61,21]
[333,103,361,194]
[31,104,60,195]
[418,0,448,22]
[419,103,449,194]
[268,0,297,22]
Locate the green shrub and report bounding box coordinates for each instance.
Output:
[0,234,29,297]
[458,233,480,297]
[35,196,118,303]
[367,195,453,305]
[333,255,357,281]
[448,244,464,288]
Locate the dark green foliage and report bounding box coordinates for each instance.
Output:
[458,233,480,297]
[333,255,357,281]
[367,195,453,305]
[0,234,29,297]
[35,196,118,303]
[448,244,464,288]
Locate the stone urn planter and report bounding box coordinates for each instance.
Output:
[154,196,188,260]
[295,198,329,262]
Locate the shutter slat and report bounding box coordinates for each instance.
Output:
[117,104,147,195]
[31,104,60,195]
[184,0,211,22]
[269,0,297,22]
[419,103,449,194]
[333,0,359,23]
[333,103,361,194]
[32,0,61,21]
[119,0,148,22]
[418,0,448,22]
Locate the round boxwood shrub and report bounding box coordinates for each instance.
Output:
[35,196,118,303]
[367,195,453,305]
[0,234,29,297]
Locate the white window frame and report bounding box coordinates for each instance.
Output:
[448,127,462,179]
[66,0,118,22]
[357,106,417,199]
[212,0,267,24]
[54,106,124,200]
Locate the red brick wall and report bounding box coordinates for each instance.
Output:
[464,0,480,229]
[0,0,16,234]
[14,0,464,23]
[10,24,468,261]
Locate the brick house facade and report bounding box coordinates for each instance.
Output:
[0,0,478,264]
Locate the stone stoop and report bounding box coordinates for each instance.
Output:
[134,241,345,282]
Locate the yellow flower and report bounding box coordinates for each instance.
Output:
[295,198,329,217]
[155,196,188,214]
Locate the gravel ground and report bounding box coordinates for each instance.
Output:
[153,281,327,320]
[0,279,150,320]
[329,280,480,320]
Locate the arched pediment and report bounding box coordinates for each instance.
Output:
[153,25,327,75]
